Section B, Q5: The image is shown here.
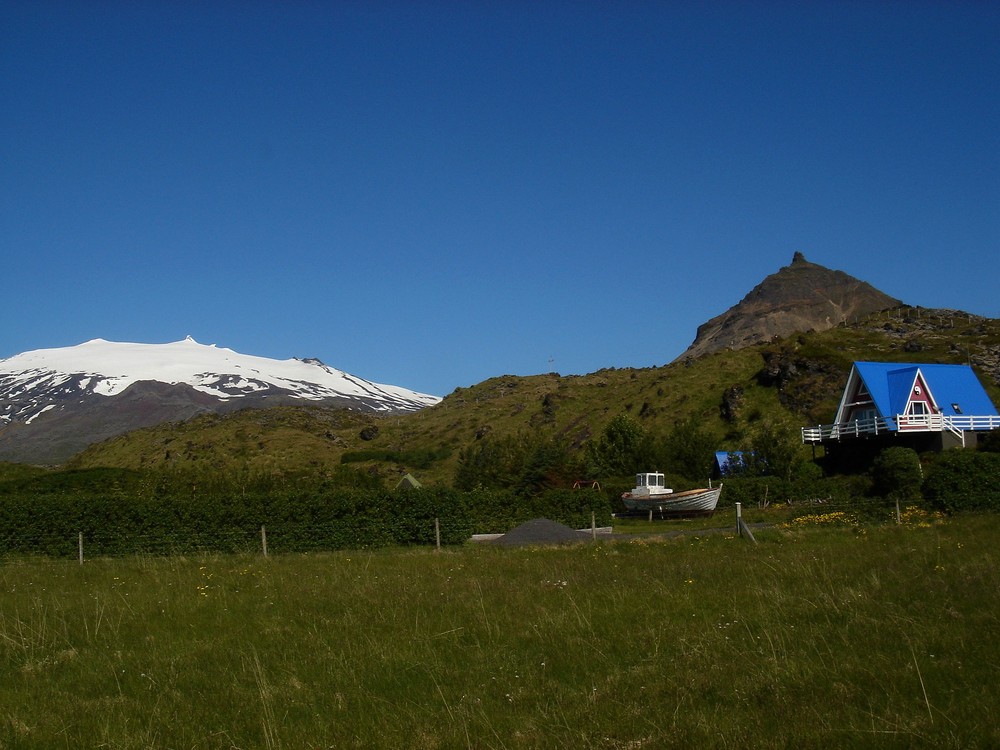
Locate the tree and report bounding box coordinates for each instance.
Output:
[517,435,577,496]
[454,432,579,496]
[745,419,803,482]
[586,414,651,479]
[454,434,528,491]
[661,416,716,482]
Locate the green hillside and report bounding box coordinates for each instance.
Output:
[66,306,1000,486]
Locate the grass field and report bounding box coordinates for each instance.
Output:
[2,512,998,749]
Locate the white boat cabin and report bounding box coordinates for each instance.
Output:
[630,472,673,497]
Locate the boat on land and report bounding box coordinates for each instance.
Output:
[620,472,722,517]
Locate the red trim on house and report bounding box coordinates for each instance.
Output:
[899,370,937,430]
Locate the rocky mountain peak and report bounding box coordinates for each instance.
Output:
[677,253,901,361]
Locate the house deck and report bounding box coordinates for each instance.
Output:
[802,414,1000,446]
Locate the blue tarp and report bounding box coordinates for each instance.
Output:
[715,451,747,476]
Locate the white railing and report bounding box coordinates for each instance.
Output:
[801,414,1000,444]
[801,416,893,443]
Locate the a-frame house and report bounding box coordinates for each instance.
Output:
[802,362,999,452]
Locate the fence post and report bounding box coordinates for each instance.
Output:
[78,532,84,565]
[261,525,268,558]
[591,511,597,541]
[434,518,441,552]
[736,502,758,544]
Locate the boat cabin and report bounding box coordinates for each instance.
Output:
[631,472,673,496]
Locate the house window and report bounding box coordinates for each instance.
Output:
[908,402,929,416]
[852,408,877,423]
[952,403,962,414]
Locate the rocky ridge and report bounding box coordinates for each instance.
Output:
[678,252,901,361]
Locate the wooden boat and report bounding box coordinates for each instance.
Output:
[621,472,721,517]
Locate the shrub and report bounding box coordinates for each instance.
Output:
[871,446,923,503]
[923,450,1000,512]
[978,429,1000,453]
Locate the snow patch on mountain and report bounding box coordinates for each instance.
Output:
[0,337,440,427]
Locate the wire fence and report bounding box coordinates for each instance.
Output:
[2,498,962,563]
[0,517,470,561]
[0,486,615,560]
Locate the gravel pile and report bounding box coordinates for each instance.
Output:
[492,518,593,547]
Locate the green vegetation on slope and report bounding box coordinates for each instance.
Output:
[64,306,1000,489]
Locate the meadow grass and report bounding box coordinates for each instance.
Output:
[2,513,998,748]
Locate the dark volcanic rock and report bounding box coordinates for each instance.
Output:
[677,253,901,361]
[720,385,745,422]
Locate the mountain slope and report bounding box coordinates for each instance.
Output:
[0,337,439,464]
[66,308,1000,486]
[7,259,996,474]
[678,252,901,361]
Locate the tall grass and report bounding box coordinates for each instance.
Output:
[1,514,998,748]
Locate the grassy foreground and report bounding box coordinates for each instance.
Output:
[2,514,998,749]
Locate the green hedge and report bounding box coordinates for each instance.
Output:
[713,475,869,509]
[0,471,612,558]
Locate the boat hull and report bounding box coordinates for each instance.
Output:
[621,485,722,517]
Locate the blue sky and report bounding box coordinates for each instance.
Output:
[2,1,998,396]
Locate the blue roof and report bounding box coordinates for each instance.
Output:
[853,362,998,418]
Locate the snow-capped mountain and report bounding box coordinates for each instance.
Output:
[0,337,440,464]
